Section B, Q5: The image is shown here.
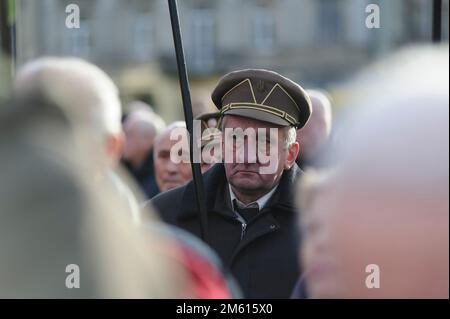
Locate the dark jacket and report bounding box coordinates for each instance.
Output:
[149,163,302,298]
[122,150,159,199]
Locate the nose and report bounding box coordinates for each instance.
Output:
[165,159,179,174]
[236,137,257,164]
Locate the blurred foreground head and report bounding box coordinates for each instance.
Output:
[300,45,449,298]
[13,57,124,171]
[0,97,190,298]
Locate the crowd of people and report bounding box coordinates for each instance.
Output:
[0,44,448,298]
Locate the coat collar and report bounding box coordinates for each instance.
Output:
[229,183,278,211]
[176,163,302,221]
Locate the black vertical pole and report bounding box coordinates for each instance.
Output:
[167,0,209,243]
[432,0,442,43]
[10,8,16,76]
[0,0,15,72]
[0,0,15,97]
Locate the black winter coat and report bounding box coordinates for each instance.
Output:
[149,163,302,298]
[123,151,159,199]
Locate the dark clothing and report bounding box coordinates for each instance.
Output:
[296,157,314,171]
[122,151,159,199]
[296,153,326,171]
[149,163,303,298]
[290,278,308,299]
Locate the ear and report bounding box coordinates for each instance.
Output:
[284,141,300,170]
[106,132,125,167]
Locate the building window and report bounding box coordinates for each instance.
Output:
[252,7,275,53]
[404,0,433,42]
[133,14,154,62]
[190,9,215,73]
[316,0,342,45]
[63,21,91,57]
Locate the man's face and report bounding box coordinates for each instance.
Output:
[154,133,192,192]
[297,100,329,160]
[300,186,344,298]
[222,115,298,197]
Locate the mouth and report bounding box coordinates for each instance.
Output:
[233,170,259,176]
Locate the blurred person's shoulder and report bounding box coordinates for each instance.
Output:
[103,170,142,223]
[147,184,186,223]
[142,222,242,298]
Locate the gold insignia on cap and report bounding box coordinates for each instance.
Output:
[221,78,257,104]
[212,69,312,128]
[261,83,301,112]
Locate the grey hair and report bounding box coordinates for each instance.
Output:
[14,57,122,136]
[284,126,297,149]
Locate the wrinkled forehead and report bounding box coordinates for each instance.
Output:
[222,114,285,130]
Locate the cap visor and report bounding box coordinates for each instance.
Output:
[223,108,290,126]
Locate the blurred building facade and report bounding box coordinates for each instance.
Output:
[11,0,450,121]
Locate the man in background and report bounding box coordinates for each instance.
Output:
[122,103,166,199]
[196,111,222,173]
[296,90,332,169]
[153,121,193,193]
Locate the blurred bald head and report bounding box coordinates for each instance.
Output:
[127,100,155,114]
[14,57,124,170]
[300,45,449,298]
[15,57,121,135]
[0,97,188,298]
[122,104,166,169]
[297,90,332,161]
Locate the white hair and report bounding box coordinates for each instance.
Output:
[306,89,333,135]
[284,126,297,149]
[14,57,122,137]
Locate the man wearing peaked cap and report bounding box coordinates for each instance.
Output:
[195,111,223,173]
[149,69,311,298]
[212,69,311,128]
